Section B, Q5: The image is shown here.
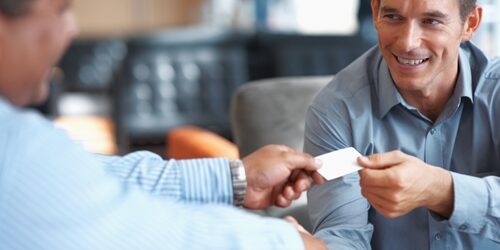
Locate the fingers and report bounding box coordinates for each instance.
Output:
[289,169,302,183]
[284,150,322,172]
[275,183,302,208]
[357,150,408,169]
[361,186,399,206]
[275,170,324,208]
[368,198,399,218]
[275,193,293,207]
[361,186,398,217]
[290,170,325,193]
[241,144,321,179]
[359,168,396,188]
[311,171,326,185]
[290,169,325,187]
[284,184,302,200]
[292,171,313,192]
[277,175,320,207]
[366,191,407,218]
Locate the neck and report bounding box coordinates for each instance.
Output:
[399,79,457,122]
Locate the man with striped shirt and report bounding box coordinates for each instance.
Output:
[0,0,326,249]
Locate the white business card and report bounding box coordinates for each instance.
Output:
[315,147,363,180]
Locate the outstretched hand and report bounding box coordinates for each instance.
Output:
[358,150,454,218]
[242,145,324,209]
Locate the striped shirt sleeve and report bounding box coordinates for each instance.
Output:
[99,152,234,205]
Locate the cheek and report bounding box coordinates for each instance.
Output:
[36,24,68,62]
[375,29,401,54]
[430,36,451,49]
[425,30,463,54]
[428,37,461,64]
[40,35,61,60]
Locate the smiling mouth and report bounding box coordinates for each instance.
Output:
[395,55,429,66]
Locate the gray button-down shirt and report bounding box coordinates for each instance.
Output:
[305,41,500,249]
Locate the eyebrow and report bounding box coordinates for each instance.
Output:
[380,6,399,14]
[380,6,450,20]
[422,10,450,20]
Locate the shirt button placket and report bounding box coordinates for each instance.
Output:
[430,231,447,250]
[425,127,442,166]
[434,233,442,241]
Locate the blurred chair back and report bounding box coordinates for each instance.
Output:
[231,76,332,157]
[230,76,332,232]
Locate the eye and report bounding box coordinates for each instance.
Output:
[423,18,441,25]
[383,14,402,21]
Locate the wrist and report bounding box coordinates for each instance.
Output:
[427,167,454,217]
[229,159,247,207]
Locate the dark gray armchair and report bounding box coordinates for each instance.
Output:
[230,76,332,231]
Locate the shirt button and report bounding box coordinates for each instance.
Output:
[434,233,442,240]
[430,129,436,135]
[459,224,468,230]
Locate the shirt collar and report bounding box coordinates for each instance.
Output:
[376,60,402,118]
[376,46,474,119]
[456,47,474,104]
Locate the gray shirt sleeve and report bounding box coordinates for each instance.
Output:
[448,173,500,243]
[304,105,373,249]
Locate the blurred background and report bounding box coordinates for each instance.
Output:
[41,0,500,156]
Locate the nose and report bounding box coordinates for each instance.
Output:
[396,21,421,51]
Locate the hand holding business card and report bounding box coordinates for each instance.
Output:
[315,147,363,180]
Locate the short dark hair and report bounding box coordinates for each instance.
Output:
[459,0,477,22]
[0,0,34,18]
[376,0,477,22]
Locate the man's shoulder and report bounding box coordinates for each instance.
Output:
[0,101,51,131]
[484,57,500,80]
[0,101,94,169]
[478,58,500,100]
[0,101,63,148]
[461,42,500,81]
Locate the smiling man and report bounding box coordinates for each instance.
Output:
[305,0,499,249]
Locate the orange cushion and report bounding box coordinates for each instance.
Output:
[166,126,239,159]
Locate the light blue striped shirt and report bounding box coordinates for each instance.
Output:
[0,98,303,250]
[305,42,500,249]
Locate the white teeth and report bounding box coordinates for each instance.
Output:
[397,57,427,65]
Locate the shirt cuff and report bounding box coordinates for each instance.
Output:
[179,158,233,205]
[448,172,488,233]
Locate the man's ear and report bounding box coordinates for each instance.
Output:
[462,6,482,41]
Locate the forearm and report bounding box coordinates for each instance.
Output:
[102,151,233,204]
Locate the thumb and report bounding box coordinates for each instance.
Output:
[285,152,322,172]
